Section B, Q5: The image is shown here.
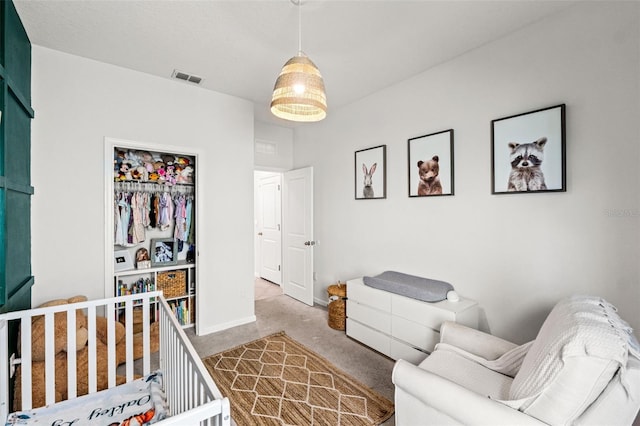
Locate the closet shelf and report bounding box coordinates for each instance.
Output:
[114,260,195,277]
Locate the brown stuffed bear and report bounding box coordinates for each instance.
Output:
[13,296,159,410]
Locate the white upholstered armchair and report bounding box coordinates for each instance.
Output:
[392,296,640,425]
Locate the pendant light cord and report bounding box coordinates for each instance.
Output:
[297,0,302,55]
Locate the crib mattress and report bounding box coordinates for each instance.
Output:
[6,371,167,426]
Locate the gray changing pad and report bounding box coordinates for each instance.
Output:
[362,271,453,302]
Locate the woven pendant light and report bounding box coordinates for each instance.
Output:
[271,1,327,122]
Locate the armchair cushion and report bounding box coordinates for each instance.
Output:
[439,321,518,360]
[392,359,546,426]
[418,349,512,399]
[509,296,634,425]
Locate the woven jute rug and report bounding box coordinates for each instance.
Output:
[202,331,394,425]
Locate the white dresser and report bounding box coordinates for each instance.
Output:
[346,277,478,364]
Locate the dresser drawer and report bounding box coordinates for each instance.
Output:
[390,339,428,365]
[346,318,391,357]
[347,278,391,312]
[347,300,391,334]
[392,295,455,329]
[392,315,440,353]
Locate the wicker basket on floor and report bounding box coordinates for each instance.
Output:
[327,282,347,331]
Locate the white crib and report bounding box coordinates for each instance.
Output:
[0,292,230,425]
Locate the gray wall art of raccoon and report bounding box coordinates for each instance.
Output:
[507,137,547,191]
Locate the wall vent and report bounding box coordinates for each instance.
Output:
[171,69,203,85]
[255,140,278,155]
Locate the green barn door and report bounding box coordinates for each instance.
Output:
[0,0,34,314]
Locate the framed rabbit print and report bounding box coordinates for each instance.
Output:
[355,145,386,200]
[408,129,454,197]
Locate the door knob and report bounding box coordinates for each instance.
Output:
[304,241,316,246]
[258,232,263,236]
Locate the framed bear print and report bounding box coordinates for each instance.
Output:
[492,104,566,194]
[408,129,454,197]
[355,145,386,200]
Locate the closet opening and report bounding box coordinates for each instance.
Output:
[105,137,200,331]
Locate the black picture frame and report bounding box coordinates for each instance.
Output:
[491,104,566,194]
[408,129,454,197]
[355,145,387,200]
[150,238,178,267]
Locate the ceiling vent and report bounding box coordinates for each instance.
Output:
[171,69,203,85]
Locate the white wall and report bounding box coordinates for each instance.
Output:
[294,2,640,343]
[254,121,294,171]
[31,46,256,334]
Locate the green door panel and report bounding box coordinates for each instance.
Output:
[5,90,31,182]
[5,189,30,296]
[3,1,30,102]
[0,0,33,311]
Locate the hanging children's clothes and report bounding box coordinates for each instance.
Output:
[158,192,173,231]
[174,195,187,242]
[152,193,159,228]
[115,192,131,246]
[185,197,194,245]
[129,191,146,244]
[142,192,151,229]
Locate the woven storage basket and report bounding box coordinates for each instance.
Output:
[157,270,186,299]
[327,283,347,331]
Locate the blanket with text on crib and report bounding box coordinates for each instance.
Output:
[6,371,167,426]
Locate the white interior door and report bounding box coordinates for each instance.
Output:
[283,167,314,306]
[257,174,282,284]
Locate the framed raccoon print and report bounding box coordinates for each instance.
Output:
[408,129,454,197]
[491,104,566,194]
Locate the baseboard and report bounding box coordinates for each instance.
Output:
[197,315,257,336]
[314,296,328,307]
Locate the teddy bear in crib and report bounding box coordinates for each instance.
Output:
[13,295,159,410]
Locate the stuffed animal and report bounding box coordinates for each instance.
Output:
[131,166,149,181]
[120,160,134,181]
[160,154,175,166]
[165,165,177,186]
[125,150,142,168]
[175,156,190,167]
[13,296,159,410]
[177,165,194,184]
[114,150,126,179]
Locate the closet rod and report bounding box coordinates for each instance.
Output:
[114,182,194,193]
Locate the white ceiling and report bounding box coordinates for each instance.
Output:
[14,0,576,127]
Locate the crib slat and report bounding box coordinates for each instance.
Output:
[0,319,8,421]
[107,302,116,388]
[66,309,77,399]
[44,313,55,406]
[87,307,97,393]
[20,317,33,410]
[142,297,150,375]
[124,300,134,382]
